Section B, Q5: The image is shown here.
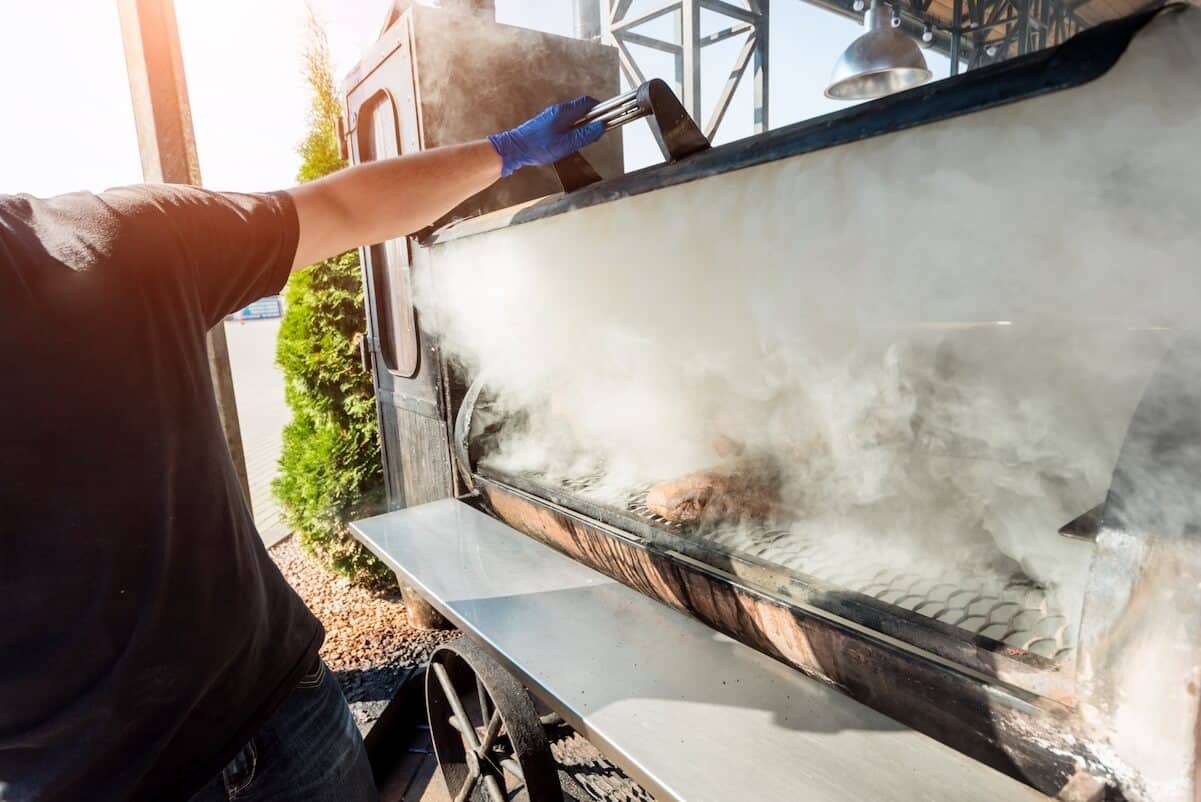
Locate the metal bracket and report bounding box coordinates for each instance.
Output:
[357,331,374,375]
[336,114,351,161]
[552,151,605,193]
[551,78,711,194]
[636,78,713,163]
[1058,503,1103,541]
[452,376,487,493]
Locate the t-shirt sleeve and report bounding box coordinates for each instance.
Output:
[121,185,300,328]
[8,184,299,330]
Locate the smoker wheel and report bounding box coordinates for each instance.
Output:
[427,639,561,802]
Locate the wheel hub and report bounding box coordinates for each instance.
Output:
[427,639,561,802]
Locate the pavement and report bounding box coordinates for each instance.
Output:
[224,318,291,546]
[377,723,451,802]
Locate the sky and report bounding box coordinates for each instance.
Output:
[0,0,948,198]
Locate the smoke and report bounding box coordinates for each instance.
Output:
[409,6,619,152]
[416,8,1201,797]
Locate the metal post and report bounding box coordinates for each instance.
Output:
[681,0,702,123]
[573,0,603,39]
[950,0,963,74]
[753,0,769,134]
[116,0,253,508]
[1037,0,1050,50]
[673,4,686,106]
[1016,0,1030,55]
[445,0,496,18]
[608,0,764,138]
[970,0,985,69]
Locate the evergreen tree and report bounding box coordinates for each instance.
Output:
[273,7,391,587]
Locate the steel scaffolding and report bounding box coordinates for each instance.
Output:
[943,0,1085,71]
[573,0,1099,137]
[586,0,772,140]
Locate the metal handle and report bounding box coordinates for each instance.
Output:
[573,79,710,163]
[574,89,651,132]
[357,332,374,375]
[554,80,711,194]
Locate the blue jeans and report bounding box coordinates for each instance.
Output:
[188,659,378,802]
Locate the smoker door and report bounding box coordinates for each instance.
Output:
[359,96,419,382]
[345,19,451,510]
[342,6,622,510]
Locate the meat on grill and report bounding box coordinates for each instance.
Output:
[646,461,782,524]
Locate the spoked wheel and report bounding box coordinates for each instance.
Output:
[426,639,561,802]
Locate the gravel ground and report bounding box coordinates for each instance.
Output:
[269,536,457,732]
[550,727,657,802]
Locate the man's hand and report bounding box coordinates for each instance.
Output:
[286,96,608,272]
[487,96,605,177]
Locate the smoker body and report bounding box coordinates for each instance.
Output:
[340,3,621,512]
[350,6,1201,800]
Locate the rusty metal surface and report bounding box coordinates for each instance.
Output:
[475,479,1102,797]
[618,481,1077,663]
[486,467,1076,696]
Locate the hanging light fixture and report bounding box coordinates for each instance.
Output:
[825,0,933,101]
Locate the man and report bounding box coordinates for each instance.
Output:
[0,96,605,802]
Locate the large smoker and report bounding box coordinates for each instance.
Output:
[344,4,1201,800]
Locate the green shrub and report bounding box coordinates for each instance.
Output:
[273,11,391,589]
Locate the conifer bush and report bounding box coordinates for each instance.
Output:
[273,12,391,588]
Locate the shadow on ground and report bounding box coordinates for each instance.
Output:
[336,665,414,704]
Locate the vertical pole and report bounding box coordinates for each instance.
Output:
[970,0,984,69]
[444,0,496,18]
[673,5,685,106]
[116,0,253,508]
[681,0,702,123]
[1015,0,1030,55]
[950,0,963,74]
[753,0,769,134]
[573,0,603,39]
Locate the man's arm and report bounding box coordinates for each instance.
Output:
[284,96,605,272]
[286,141,499,271]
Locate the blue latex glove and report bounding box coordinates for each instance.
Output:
[488,96,605,178]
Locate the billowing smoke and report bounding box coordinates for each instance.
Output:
[416,9,1201,798]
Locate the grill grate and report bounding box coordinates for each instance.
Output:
[564,476,1077,664]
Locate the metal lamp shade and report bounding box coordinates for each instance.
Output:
[825,6,933,100]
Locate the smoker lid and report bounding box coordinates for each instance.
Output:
[423,6,1168,249]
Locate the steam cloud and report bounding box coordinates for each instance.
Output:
[416,9,1201,799]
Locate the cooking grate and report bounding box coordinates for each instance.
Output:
[555,474,1077,664]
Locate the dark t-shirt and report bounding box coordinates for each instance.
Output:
[0,185,323,801]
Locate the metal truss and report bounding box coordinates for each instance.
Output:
[805,0,1087,74]
[942,0,1084,71]
[578,0,1098,136]
[600,0,770,140]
